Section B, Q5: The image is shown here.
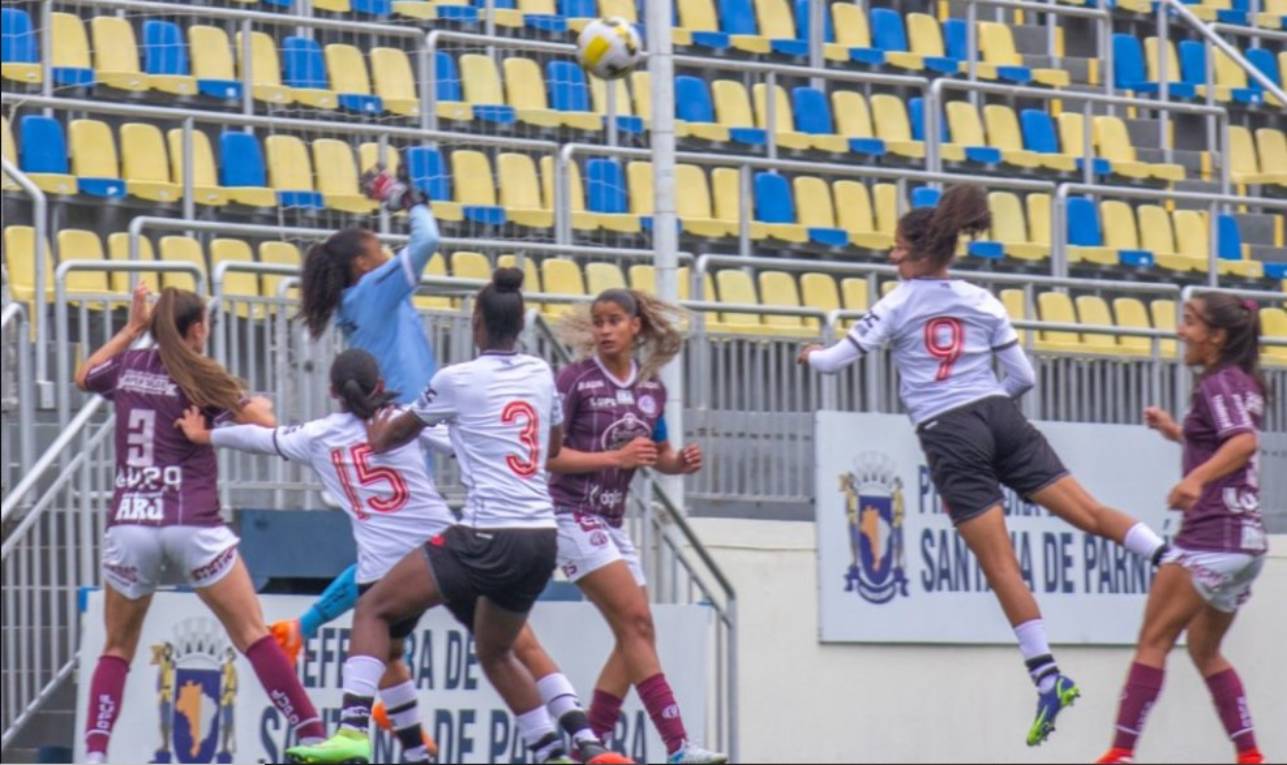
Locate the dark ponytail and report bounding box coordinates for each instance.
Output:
[299,228,373,339]
[330,348,398,420]
[1194,291,1268,398]
[476,267,526,349]
[897,185,991,270]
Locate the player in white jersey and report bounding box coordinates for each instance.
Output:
[799,185,1169,748]
[177,348,452,763]
[289,268,580,765]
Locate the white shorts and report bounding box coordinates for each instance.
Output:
[1162,546,1265,613]
[101,524,241,600]
[556,511,646,587]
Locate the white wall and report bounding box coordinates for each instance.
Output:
[691,519,1287,763]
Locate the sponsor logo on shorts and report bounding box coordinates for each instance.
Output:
[562,562,578,578]
[429,534,446,548]
[103,561,139,584]
[189,545,236,583]
[590,530,608,547]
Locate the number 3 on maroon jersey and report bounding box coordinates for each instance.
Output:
[502,400,540,478]
[924,317,964,381]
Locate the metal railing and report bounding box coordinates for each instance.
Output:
[954,0,1114,94]
[1,159,49,388]
[0,304,36,503]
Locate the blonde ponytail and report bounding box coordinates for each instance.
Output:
[152,288,247,414]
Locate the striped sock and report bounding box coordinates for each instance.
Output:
[1205,668,1258,754]
[1014,619,1059,692]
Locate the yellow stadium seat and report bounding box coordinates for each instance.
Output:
[498,152,552,229]
[313,139,378,214]
[999,289,1027,322]
[827,3,874,62]
[675,0,769,53]
[1225,126,1272,185]
[794,176,843,244]
[981,105,1042,170]
[451,251,492,281]
[757,271,811,336]
[752,84,816,152]
[120,123,181,203]
[832,181,892,250]
[977,22,1070,86]
[165,129,229,207]
[1173,209,1263,279]
[987,192,1047,261]
[1253,129,1287,187]
[585,262,627,295]
[869,94,924,159]
[1100,199,1148,261]
[1261,307,1287,365]
[460,54,509,110]
[68,119,125,196]
[1034,292,1083,353]
[800,272,838,331]
[1204,48,1247,103]
[504,57,599,131]
[413,252,453,312]
[907,13,960,73]
[2,117,18,191]
[496,254,543,297]
[714,270,764,334]
[1150,299,1180,358]
[54,229,112,297]
[712,80,762,135]
[627,264,693,301]
[189,26,238,98]
[325,43,378,104]
[632,70,727,142]
[370,49,427,118]
[1025,193,1052,252]
[451,149,499,211]
[236,31,292,105]
[259,241,300,298]
[1112,297,1158,357]
[90,17,151,93]
[107,233,159,293]
[1136,204,1194,273]
[831,91,878,147]
[209,238,260,301]
[51,13,92,85]
[1097,116,1185,181]
[539,156,598,232]
[872,183,900,237]
[158,236,206,291]
[945,101,1000,164]
[840,277,870,316]
[264,135,319,201]
[313,0,352,11]
[1143,37,1183,89]
[628,162,730,238]
[4,226,54,303]
[711,167,768,240]
[1074,295,1125,356]
[590,76,635,119]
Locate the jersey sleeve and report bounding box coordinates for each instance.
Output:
[347,206,441,311]
[409,368,459,426]
[1201,374,1257,440]
[210,420,317,463]
[982,293,1020,350]
[555,364,581,427]
[417,423,455,455]
[847,290,901,353]
[82,355,123,398]
[549,381,565,428]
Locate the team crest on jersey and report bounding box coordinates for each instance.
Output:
[839,453,909,604]
[149,618,238,764]
[637,394,657,416]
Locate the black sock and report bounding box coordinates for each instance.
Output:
[530,731,565,762]
[1025,655,1059,692]
[1151,542,1170,567]
[340,693,375,733]
[558,709,600,747]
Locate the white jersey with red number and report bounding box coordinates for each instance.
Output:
[240,412,453,583]
[409,351,562,530]
[849,279,1018,424]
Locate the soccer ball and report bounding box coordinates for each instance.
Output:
[577,17,643,80]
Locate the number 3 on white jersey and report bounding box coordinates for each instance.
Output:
[501,401,540,478]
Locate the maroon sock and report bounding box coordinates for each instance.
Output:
[588,689,623,745]
[245,635,325,741]
[1205,668,1258,753]
[84,655,129,756]
[637,673,688,756]
[1111,662,1164,751]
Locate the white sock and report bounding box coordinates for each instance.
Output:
[343,655,386,698]
[86,754,105,764]
[1014,619,1059,693]
[1123,522,1165,561]
[537,672,582,722]
[380,679,421,731]
[516,706,560,759]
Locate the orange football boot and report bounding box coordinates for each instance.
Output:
[268,619,303,670]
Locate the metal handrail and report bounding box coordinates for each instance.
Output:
[1162,0,1287,105]
[1052,182,1287,284]
[1,158,49,385]
[1212,23,1287,41]
[0,397,105,525]
[0,303,35,495]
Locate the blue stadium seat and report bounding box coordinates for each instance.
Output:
[352,0,393,14]
[793,86,883,156]
[1179,40,1258,103]
[1217,214,1242,262]
[440,52,511,124]
[1066,197,1102,248]
[283,36,382,113]
[910,186,940,208]
[793,0,834,42]
[870,9,911,59]
[2,8,39,75]
[1020,108,1109,175]
[676,73,757,142]
[560,0,598,16]
[217,131,286,207]
[548,61,641,133]
[406,146,451,202]
[1245,47,1282,92]
[586,158,629,214]
[942,17,966,61]
[262,0,294,7]
[18,116,69,176]
[755,172,847,247]
[1112,34,1158,95]
[909,98,997,164]
[719,0,808,55]
[142,20,241,101]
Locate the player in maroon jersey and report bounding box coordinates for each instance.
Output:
[544,288,725,764]
[1099,292,1268,765]
[74,284,326,763]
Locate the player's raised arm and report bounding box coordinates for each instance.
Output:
[75,282,151,391]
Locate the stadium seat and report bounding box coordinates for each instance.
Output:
[209,238,261,301]
[1064,197,1117,266]
[312,139,379,214]
[450,150,507,226]
[1262,307,1287,364]
[789,87,850,154]
[793,176,849,248]
[709,0,783,55]
[589,76,644,134]
[264,135,326,209]
[984,191,1047,262]
[758,271,811,335]
[1228,125,1276,186]
[158,236,206,291]
[710,167,767,240]
[872,183,900,239]
[185,25,243,101]
[457,54,518,126]
[1254,128,1287,185]
[1179,41,1258,103]
[1,116,16,191]
[236,31,292,105]
[627,161,732,238]
[121,123,181,203]
[281,36,343,110]
[713,270,766,333]
[911,186,940,209]
[565,0,633,32]
[489,0,566,33]
[748,0,810,56]
[584,158,641,232]
[840,277,870,316]
[505,57,598,130]
[1143,37,1197,98]
[1073,296,1127,356]
[498,153,552,228]
[50,13,94,87]
[1112,297,1158,357]
[258,241,300,298]
[672,75,732,142]
[869,8,925,70]
[1150,299,1180,358]
[1172,210,1262,279]
[1099,200,1156,269]
[1058,112,1136,178]
[712,80,769,147]
[1216,214,1263,278]
[585,261,627,294]
[358,143,401,177]
[539,155,597,231]
[1096,116,1184,181]
[673,0,738,51]
[2,8,41,84]
[628,264,694,302]
[792,0,834,47]
[943,101,1003,165]
[999,289,1027,326]
[106,232,159,293]
[414,250,454,311]
[1256,0,1287,27]
[451,251,494,284]
[325,44,386,115]
[16,116,77,194]
[1019,109,1079,173]
[53,228,112,298]
[977,21,1070,86]
[141,20,215,98]
[538,257,586,317]
[547,61,614,131]
[830,91,886,158]
[826,2,884,65]
[906,13,962,74]
[752,84,812,150]
[869,94,923,159]
[423,51,472,123]
[217,132,277,207]
[1034,292,1084,353]
[4,226,54,302]
[1136,204,1200,273]
[753,172,808,244]
[981,105,1041,169]
[90,16,150,93]
[1112,34,1155,94]
[832,180,892,250]
[68,119,126,198]
[799,272,838,331]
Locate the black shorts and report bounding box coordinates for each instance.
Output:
[917,395,1069,525]
[424,525,557,629]
[357,582,421,640]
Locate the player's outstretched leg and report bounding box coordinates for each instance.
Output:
[271,564,360,668]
